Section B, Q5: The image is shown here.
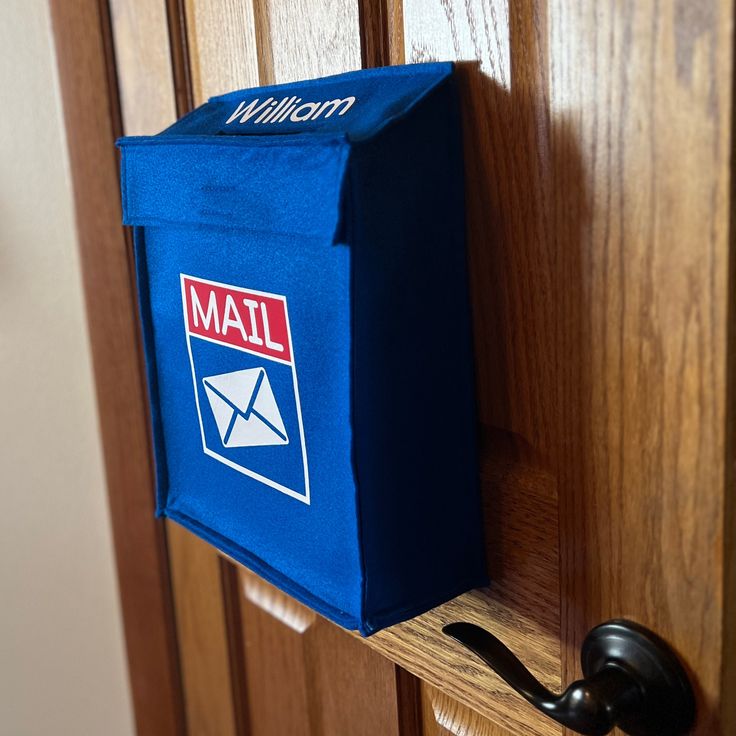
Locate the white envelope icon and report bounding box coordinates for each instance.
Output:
[202,368,289,448]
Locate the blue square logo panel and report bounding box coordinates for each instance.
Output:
[181,274,310,503]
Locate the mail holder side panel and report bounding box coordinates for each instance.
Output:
[349,76,486,632]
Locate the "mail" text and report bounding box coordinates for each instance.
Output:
[182,275,292,364]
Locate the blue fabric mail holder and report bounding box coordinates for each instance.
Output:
[118,62,487,635]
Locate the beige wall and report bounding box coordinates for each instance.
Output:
[0,2,135,735]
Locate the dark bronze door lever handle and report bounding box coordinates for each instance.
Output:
[443,619,695,736]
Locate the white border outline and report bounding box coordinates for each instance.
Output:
[180,273,311,504]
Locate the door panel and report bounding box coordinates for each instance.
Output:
[543,7,731,724]
[237,570,408,736]
[109,0,177,136]
[421,685,511,736]
[167,524,240,736]
[401,0,733,732]
[184,0,361,101]
[99,0,735,735]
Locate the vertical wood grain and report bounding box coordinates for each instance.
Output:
[404,0,510,90]
[421,684,512,736]
[109,0,177,135]
[239,569,317,736]
[396,667,424,736]
[166,0,195,115]
[357,0,391,67]
[237,570,407,736]
[725,325,736,736]
[184,0,260,103]
[401,0,734,733]
[253,0,361,84]
[547,4,732,733]
[221,560,251,735]
[184,0,361,103]
[309,617,405,736]
[49,1,184,734]
[168,524,240,736]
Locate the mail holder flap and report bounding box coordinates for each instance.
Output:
[120,136,351,240]
[118,62,488,636]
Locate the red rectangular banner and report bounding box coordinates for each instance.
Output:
[182,275,292,363]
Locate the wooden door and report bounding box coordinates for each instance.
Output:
[51,0,735,734]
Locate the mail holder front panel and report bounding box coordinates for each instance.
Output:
[118,62,487,635]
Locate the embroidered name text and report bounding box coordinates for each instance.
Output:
[225,95,356,125]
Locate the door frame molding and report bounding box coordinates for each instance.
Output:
[49,1,185,733]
